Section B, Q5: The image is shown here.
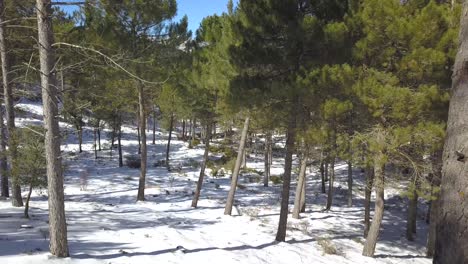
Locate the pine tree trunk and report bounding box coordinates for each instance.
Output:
[24,183,33,219]
[118,123,123,168]
[152,109,156,145]
[166,114,174,169]
[434,5,468,262]
[325,159,335,211]
[292,152,308,219]
[36,0,69,256]
[78,127,83,153]
[320,160,326,194]
[263,132,271,187]
[0,0,20,204]
[275,113,297,242]
[427,150,442,257]
[182,120,186,141]
[224,116,250,215]
[136,83,147,201]
[191,121,211,208]
[364,165,374,238]
[188,118,193,142]
[93,128,98,159]
[190,118,196,148]
[347,160,353,207]
[324,162,329,182]
[362,153,385,257]
[97,125,101,151]
[137,114,141,154]
[406,179,418,241]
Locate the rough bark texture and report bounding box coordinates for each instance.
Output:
[406,179,418,241]
[362,153,385,257]
[263,132,271,187]
[275,113,297,242]
[0,0,21,204]
[434,4,468,263]
[292,153,308,219]
[427,150,442,257]
[136,84,147,201]
[165,114,174,168]
[191,122,211,208]
[364,166,374,238]
[325,160,335,211]
[36,0,69,256]
[152,109,156,145]
[224,117,250,215]
[347,161,353,207]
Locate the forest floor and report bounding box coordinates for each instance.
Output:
[0,100,431,264]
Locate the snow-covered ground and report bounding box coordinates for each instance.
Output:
[0,100,431,264]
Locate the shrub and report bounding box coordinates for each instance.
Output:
[270,175,283,185]
[125,155,141,168]
[317,237,338,255]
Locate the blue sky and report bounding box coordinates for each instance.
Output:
[57,0,237,34]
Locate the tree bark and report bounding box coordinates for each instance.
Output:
[364,165,374,238]
[190,118,196,148]
[434,4,468,262]
[224,116,250,215]
[78,126,83,153]
[93,128,97,159]
[118,122,123,168]
[136,83,147,201]
[182,120,186,141]
[320,159,326,194]
[275,112,297,242]
[362,153,385,257]
[36,0,69,257]
[292,151,308,219]
[191,121,211,208]
[137,113,141,154]
[24,183,33,219]
[406,179,418,241]
[0,0,20,204]
[324,162,329,182]
[152,108,156,145]
[97,125,101,151]
[165,113,174,169]
[263,132,271,187]
[347,160,353,207]
[325,159,335,211]
[427,150,442,257]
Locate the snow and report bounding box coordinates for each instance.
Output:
[0,101,432,264]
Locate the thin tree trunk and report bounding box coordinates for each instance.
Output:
[275,111,297,242]
[78,126,83,153]
[362,152,385,257]
[263,132,271,187]
[136,83,147,201]
[434,4,468,263]
[36,0,69,256]
[347,160,353,207]
[182,120,186,141]
[165,113,174,169]
[325,159,335,211]
[191,121,212,208]
[324,162,329,182]
[137,114,141,154]
[224,116,250,215]
[24,183,33,219]
[93,128,97,159]
[0,0,20,204]
[97,125,101,151]
[320,160,326,194]
[188,118,193,142]
[364,165,374,238]
[152,109,156,145]
[292,151,308,219]
[118,123,123,168]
